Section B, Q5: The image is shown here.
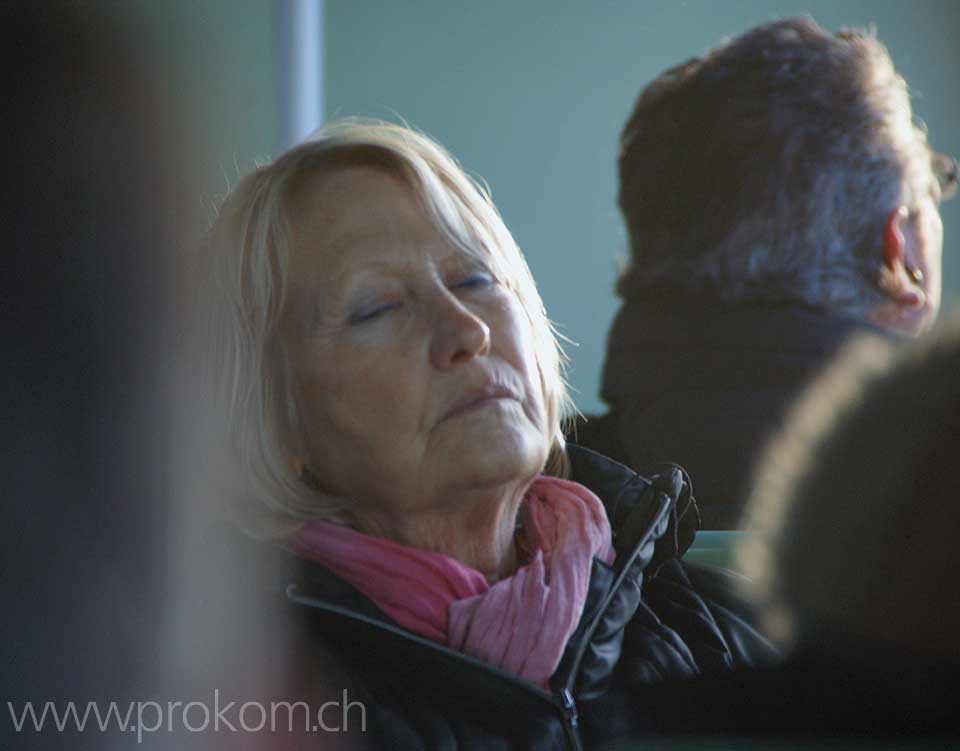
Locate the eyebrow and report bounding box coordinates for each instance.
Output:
[307,266,394,327]
[442,250,490,274]
[304,256,417,330]
[295,238,492,329]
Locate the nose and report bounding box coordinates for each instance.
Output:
[429,295,491,370]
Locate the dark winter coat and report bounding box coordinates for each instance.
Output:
[281,445,777,750]
[586,295,894,528]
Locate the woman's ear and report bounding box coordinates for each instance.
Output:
[291,454,327,493]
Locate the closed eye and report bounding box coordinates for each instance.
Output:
[348,301,401,325]
[452,272,494,290]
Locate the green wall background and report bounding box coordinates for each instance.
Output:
[151,1,959,415]
[134,0,280,215]
[325,1,960,414]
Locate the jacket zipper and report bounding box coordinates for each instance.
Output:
[287,487,673,751]
[287,588,584,747]
[557,487,674,744]
[559,688,583,751]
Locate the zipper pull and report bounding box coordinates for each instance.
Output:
[559,688,583,750]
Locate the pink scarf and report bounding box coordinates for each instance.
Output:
[291,476,614,687]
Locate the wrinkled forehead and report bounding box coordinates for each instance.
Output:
[284,157,504,279]
[278,163,507,324]
[286,165,421,248]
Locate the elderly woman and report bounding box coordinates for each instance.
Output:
[202,120,772,749]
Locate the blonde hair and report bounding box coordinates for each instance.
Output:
[201,119,573,537]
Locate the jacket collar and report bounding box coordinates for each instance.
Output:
[565,443,699,568]
[550,445,698,699]
[290,446,698,612]
[287,445,700,701]
[602,296,894,409]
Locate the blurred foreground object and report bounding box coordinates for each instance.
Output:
[0,4,268,749]
[608,316,960,742]
[741,317,960,666]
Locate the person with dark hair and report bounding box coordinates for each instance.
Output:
[580,17,957,528]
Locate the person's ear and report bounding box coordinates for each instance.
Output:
[883,206,908,271]
[291,454,326,493]
[882,206,924,309]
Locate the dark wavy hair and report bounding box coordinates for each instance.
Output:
[617,17,939,316]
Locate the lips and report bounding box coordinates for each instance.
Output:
[442,384,519,422]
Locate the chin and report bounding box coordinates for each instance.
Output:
[456,425,548,490]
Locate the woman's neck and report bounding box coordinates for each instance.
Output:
[350,482,528,582]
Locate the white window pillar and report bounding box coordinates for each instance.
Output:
[277,0,324,150]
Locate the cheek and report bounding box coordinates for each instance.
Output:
[500,297,549,421]
[324,351,419,436]
[291,348,368,446]
[296,355,424,495]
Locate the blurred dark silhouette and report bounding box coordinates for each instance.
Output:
[603,319,960,743]
[2,7,363,749]
[1,2,185,746]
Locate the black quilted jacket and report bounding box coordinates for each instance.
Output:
[284,445,777,749]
